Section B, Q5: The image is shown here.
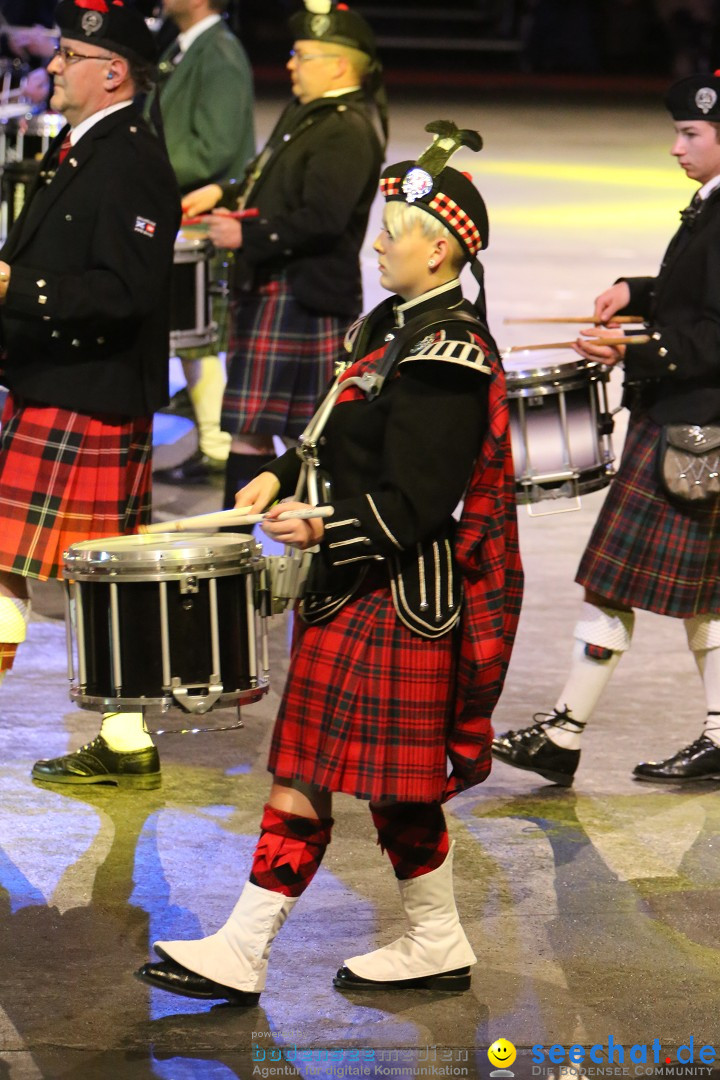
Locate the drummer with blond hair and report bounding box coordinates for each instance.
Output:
[493,71,720,787]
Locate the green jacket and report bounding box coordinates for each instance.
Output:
[147,20,255,193]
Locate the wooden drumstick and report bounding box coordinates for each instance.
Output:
[505,335,651,353]
[504,316,645,325]
[139,505,334,534]
[181,208,261,226]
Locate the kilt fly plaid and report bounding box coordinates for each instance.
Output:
[222,272,350,439]
[268,577,456,804]
[576,409,720,617]
[0,394,152,580]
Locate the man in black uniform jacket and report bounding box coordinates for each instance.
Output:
[182,0,387,508]
[0,0,180,788]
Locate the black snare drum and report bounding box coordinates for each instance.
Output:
[63,533,268,714]
[504,353,615,505]
[170,230,218,353]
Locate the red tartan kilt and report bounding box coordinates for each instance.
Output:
[576,409,720,616]
[268,578,456,803]
[0,395,152,580]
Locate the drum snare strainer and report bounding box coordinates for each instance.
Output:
[63,533,268,716]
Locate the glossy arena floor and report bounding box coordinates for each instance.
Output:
[3,88,718,1079]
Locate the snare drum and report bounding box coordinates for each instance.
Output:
[504,354,615,504]
[0,108,64,166]
[170,230,218,353]
[63,533,268,714]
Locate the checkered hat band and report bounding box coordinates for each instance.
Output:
[380,176,402,197]
[429,193,482,256]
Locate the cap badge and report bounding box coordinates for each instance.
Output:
[81,10,103,34]
[695,87,717,115]
[310,14,331,36]
[402,167,433,204]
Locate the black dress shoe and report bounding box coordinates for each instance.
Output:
[158,387,194,419]
[135,954,259,1006]
[633,734,720,783]
[32,735,161,789]
[492,712,580,786]
[154,449,226,486]
[333,965,471,992]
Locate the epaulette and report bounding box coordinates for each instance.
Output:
[399,329,491,375]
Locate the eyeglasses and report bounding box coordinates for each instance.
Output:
[288,50,340,64]
[52,45,114,65]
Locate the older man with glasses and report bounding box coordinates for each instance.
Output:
[182,0,387,508]
[0,0,181,789]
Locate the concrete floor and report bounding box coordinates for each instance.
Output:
[2,89,719,1078]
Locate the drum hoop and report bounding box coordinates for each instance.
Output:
[504,357,594,383]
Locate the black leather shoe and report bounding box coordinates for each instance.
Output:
[492,713,580,786]
[135,954,259,1006]
[333,965,471,992]
[154,449,226,486]
[633,734,720,783]
[32,735,161,789]
[158,387,194,419]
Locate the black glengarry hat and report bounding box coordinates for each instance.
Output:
[56,0,157,65]
[380,120,488,256]
[289,0,377,60]
[666,70,720,121]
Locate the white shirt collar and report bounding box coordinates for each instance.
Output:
[395,278,462,327]
[178,14,221,54]
[323,86,361,98]
[69,99,133,145]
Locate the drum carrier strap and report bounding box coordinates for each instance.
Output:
[268,305,492,607]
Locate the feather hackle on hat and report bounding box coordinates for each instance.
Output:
[416,120,483,178]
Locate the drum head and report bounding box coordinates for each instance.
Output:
[64,532,258,576]
[504,351,595,395]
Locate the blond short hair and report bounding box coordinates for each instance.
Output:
[384,200,466,271]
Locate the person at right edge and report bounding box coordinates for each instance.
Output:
[493,71,720,788]
[134,123,523,1004]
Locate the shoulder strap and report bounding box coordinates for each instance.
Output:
[364,307,493,399]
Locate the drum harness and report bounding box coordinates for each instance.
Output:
[267,304,488,610]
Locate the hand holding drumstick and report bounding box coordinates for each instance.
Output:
[573,281,632,366]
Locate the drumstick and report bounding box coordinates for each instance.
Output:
[139,505,334,534]
[181,208,261,226]
[505,335,651,352]
[504,316,645,325]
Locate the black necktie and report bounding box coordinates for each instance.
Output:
[679,192,703,228]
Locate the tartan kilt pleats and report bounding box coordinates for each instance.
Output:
[576,409,720,617]
[268,577,456,804]
[0,394,152,580]
[222,272,349,439]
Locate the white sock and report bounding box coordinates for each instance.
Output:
[685,619,720,747]
[100,711,154,752]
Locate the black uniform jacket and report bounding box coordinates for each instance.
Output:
[266,281,493,638]
[0,106,181,418]
[620,185,720,424]
[219,91,384,318]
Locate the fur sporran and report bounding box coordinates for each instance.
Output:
[657,423,720,503]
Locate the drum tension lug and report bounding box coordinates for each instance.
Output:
[598,412,615,436]
[179,575,199,595]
